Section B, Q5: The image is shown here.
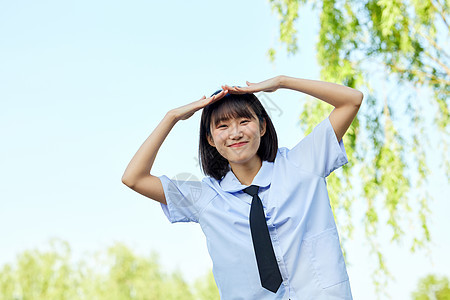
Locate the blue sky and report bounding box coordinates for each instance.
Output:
[1,0,449,298]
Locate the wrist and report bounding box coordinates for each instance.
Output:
[165,111,179,123]
[278,75,288,89]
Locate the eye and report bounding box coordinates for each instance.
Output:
[241,120,249,124]
[218,124,227,128]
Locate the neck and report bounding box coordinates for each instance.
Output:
[229,155,262,186]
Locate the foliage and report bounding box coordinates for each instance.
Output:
[267,0,449,297]
[0,239,219,300]
[412,274,450,300]
[194,271,220,300]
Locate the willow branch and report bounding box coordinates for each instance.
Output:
[431,0,450,29]
[417,31,450,59]
[385,61,450,86]
[423,51,450,76]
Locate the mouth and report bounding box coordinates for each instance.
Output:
[228,142,248,147]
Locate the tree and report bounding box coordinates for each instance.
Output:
[412,274,450,300]
[0,239,216,299]
[194,270,220,300]
[89,242,195,300]
[267,0,449,296]
[0,239,78,300]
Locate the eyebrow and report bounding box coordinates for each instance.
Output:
[213,116,253,127]
[211,105,257,128]
[214,116,232,124]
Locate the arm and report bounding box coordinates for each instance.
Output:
[223,75,364,143]
[279,76,363,143]
[121,90,229,205]
[121,112,178,205]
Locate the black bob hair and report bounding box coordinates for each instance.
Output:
[199,90,278,181]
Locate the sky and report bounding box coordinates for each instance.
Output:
[1,0,449,299]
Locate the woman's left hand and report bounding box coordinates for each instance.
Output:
[222,75,283,94]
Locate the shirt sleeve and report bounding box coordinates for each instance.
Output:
[158,174,217,223]
[286,116,349,177]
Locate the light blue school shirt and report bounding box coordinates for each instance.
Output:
[158,116,353,300]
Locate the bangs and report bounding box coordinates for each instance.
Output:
[210,99,257,128]
[199,92,278,180]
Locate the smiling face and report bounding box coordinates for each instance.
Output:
[199,93,278,180]
[207,107,266,166]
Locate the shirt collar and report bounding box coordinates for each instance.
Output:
[219,160,274,193]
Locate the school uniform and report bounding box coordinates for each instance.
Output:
[158,116,353,300]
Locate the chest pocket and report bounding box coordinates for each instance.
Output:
[303,227,349,289]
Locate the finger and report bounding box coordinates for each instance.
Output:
[234,86,252,93]
[225,85,244,94]
[207,90,226,103]
[226,84,239,91]
[219,89,229,98]
[222,85,234,92]
[221,85,232,92]
[212,91,225,100]
[202,94,217,104]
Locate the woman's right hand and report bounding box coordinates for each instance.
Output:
[169,89,229,121]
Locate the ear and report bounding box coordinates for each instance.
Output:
[260,119,267,137]
[207,134,216,147]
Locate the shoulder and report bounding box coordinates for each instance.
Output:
[159,173,219,204]
[277,146,290,156]
[272,146,303,170]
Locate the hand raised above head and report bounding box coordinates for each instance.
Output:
[169,89,229,121]
[222,76,283,94]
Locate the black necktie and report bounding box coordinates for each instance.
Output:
[243,185,283,293]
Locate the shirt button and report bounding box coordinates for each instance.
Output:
[276,256,281,262]
[283,282,288,286]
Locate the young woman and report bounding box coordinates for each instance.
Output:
[122,75,363,299]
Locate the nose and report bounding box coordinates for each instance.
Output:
[228,123,243,139]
